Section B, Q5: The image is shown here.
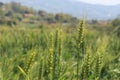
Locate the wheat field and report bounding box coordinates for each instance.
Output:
[0,20,120,80]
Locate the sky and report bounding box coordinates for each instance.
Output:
[0,0,120,6]
[75,0,120,5]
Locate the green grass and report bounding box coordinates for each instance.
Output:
[0,22,120,80]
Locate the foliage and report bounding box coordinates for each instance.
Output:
[0,20,120,80]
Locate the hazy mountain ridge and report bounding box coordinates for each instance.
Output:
[1,0,120,19]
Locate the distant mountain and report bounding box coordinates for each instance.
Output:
[1,0,120,20]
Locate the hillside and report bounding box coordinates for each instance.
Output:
[0,2,78,26]
[1,0,120,20]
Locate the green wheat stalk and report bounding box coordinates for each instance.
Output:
[52,29,62,80]
[24,51,36,74]
[77,19,85,80]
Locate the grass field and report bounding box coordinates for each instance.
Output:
[0,20,120,80]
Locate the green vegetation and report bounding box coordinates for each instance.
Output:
[0,18,120,80]
[0,2,78,27]
[0,1,120,80]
